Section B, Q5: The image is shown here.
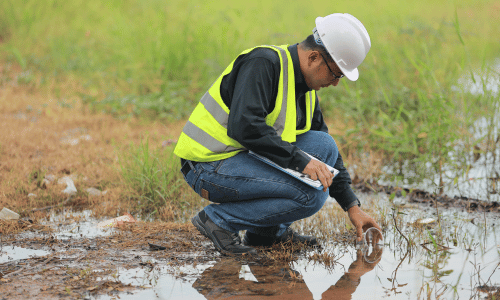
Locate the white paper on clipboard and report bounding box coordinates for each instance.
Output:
[248,150,339,190]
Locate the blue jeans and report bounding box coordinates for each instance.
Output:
[182,130,339,237]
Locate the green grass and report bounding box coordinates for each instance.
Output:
[117,139,200,218]
[1,0,499,197]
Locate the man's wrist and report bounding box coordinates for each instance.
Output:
[289,150,310,172]
[331,187,361,211]
[345,199,361,212]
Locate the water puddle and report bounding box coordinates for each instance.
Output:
[91,197,500,299]
[97,264,214,300]
[93,226,499,300]
[2,194,499,299]
[453,59,500,97]
[0,246,50,264]
[42,209,118,240]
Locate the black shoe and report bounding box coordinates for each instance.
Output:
[243,227,318,247]
[191,211,257,256]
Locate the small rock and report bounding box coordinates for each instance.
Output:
[0,207,20,220]
[44,174,56,182]
[416,218,436,225]
[28,193,37,198]
[60,134,92,146]
[97,213,136,228]
[57,174,77,184]
[85,187,107,197]
[58,176,77,195]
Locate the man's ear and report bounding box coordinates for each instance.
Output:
[307,51,320,67]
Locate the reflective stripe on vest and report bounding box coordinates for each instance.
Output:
[296,91,315,135]
[174,45,315,162]
[197,46,290,137]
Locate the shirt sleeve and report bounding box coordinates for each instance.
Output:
[226,57,310,170]
[329,152,361,211]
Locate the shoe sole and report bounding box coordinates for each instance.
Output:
[192,214,256,256]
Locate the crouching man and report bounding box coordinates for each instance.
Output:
[174,13,381,255]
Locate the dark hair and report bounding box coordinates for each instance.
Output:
[300,34,333,61]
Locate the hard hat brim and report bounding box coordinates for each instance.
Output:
[338,66,359,81]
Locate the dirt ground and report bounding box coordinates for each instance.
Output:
[0,222,207,299]
[1,67,499,300]
[0,65,190,218]
[0,67,196,299]
[1,218,343,299]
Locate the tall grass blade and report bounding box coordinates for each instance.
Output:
[454,8,465,46]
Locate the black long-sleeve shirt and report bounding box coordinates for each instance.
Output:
[200,43,359,210]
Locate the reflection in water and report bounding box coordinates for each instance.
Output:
[192,246,383,300]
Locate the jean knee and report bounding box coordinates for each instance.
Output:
[296,131,339,164]
[319,131,338,158]
[312,131,339,165]
[301,190,328,219]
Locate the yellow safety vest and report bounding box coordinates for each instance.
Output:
[174,45,316,162]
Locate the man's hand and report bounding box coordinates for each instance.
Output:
[347,205,382,242]
[302,159,334,192]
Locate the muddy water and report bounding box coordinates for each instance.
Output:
[2,201,499,299]
[43,210,117,240]
[91,196,500,300]
[94,235,499,299]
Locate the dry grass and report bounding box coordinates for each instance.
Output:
[0,66,194,223]
[0,219,52,235]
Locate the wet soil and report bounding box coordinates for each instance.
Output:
[0,222,213,299]
[1,219,353,300]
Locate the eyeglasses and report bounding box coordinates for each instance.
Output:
[319,52,344,80]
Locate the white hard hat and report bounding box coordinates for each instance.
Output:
[313,13,371,81]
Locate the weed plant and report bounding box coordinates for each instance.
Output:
[118,139,202,220]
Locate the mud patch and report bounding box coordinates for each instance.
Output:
[0,219,214,299]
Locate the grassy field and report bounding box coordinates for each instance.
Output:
[1,0,499,207]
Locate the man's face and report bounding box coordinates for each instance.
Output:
[304,51,344,91]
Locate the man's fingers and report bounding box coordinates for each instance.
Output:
[318,173,329,190]
[356,225,363,242]
[303,160,334,190]
[318,165,333,189]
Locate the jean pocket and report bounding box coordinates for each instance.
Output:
[198,179,238,203]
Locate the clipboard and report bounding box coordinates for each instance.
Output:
[248,150,339,190]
